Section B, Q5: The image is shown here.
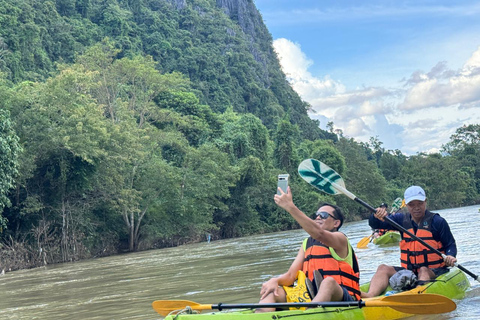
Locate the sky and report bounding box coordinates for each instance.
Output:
[253,0,480,155]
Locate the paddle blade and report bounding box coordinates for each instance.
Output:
[390,198,402,213]
[298,159,345,195]
[366,293,456,314]
[152,300,212,316]
[356,235,372,249]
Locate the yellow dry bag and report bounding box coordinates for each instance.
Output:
[282,270,311,309]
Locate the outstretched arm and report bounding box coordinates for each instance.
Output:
[274,186,348,256]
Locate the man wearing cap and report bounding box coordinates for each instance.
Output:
[361,185,457,298]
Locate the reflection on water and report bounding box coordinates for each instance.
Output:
[0,205,479,319]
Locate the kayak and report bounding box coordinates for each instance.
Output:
[360,267,470,320]
[372,231,401,245]
[157,267,470,320]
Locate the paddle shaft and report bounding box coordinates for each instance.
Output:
[350,189,479,282]
[211,301,366,310]
[357,199,400,248]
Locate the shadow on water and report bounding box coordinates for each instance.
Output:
[0,205,479,319]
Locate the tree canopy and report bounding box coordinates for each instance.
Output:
[0,0,479,272]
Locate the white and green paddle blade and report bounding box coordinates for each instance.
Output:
[298,159,345,195]
[298,159,357,200]
[390,197,403,213]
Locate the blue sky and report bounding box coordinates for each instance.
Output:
[254,0,480,155]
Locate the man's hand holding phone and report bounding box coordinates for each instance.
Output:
[277,174,289,195]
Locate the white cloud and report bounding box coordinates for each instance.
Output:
[273,40,480,154]
[399,48,480,111]
[463,45,480,72]
[273,38,313,80]
[273,38,345,101]
[344,117,370,137]
[273,38,396,144]
[309,88,390,111]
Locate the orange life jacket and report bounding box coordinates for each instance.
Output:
[400,211,445,271]
[302,237,361,300]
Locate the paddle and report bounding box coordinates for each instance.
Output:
[298,158,480,283]
[152,293,455,316]
[357,198,403,248]
[356,233,374,249]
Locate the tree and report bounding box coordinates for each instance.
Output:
[336,137,388,218]
[274,119,300,172]
[0,108,21,229]
[379,150,406,181]
[398,153,475,209]
[74,42,204,251]
[213,109,272,163]
[298,139,346,175]
[175,143,238,240]
[5,65,111,261]
[442,124,480,201]
[443,124,480,154]
[366,136,384,165]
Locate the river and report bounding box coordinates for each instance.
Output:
[1,205,479,319]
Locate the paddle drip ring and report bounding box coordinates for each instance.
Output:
[169,305,201,318]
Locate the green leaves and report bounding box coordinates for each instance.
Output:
[0,109,21,228]
[0,0,479,269]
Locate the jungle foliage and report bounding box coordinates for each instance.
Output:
[0,0,479,271]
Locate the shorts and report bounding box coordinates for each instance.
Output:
[341,286,355,301]
[393,266,449,277]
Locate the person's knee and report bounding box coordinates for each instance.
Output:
[377,264,395,274]
[314,277,343,301]
[319,277,337,288]
[417,267,434,280]
[275,288,287,302]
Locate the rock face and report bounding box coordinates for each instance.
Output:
[163,0,275,87]
[215,0,275,86]
[166,0,187,10]
[215,0,264,39]
[168,0,267,41]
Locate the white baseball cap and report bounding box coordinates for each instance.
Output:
[404,186,426,204]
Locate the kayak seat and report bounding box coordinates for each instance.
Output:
[306,270,323,298]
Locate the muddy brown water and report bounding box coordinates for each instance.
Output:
[1,205,479,319]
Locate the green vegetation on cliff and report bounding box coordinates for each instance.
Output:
[0,0,479,272]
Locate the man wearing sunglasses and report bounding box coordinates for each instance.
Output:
[256,186,360,312]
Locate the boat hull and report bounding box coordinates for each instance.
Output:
[160,267,470,320]
[373,231,401,245]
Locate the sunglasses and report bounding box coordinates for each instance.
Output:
[314,211,337,220]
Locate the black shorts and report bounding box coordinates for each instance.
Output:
[341,286,355,301]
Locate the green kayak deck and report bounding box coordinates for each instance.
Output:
[159,267,470,320]
[372,231,401,245]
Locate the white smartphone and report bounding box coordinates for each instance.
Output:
[277,174,289,194]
